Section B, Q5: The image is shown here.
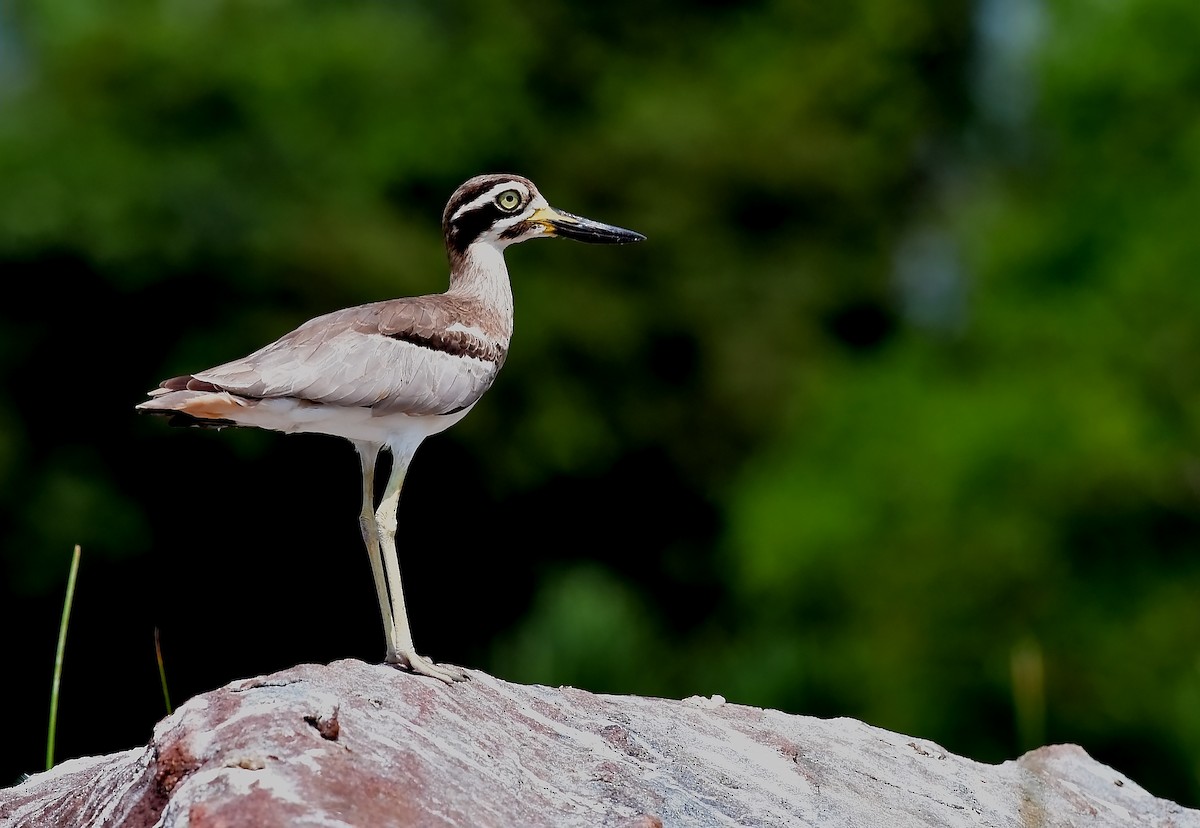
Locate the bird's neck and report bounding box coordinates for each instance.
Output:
[447,242,514,318]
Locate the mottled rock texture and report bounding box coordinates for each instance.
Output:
[2,659,1196,827]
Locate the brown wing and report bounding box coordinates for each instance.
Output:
[187,296,508,416]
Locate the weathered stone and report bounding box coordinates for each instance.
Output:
[1,659,1195,827]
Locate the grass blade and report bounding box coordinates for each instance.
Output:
[154,627,173,715]
[46,544,82,771]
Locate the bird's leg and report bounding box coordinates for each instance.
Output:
[376,444,469,683]
[354,442,398,662]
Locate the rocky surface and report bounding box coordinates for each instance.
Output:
[2,658,1196,827]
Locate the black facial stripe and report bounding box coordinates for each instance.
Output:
[447,202,506,253]
[500,220,533,241]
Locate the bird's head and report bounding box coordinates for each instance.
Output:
[442,174,645,257]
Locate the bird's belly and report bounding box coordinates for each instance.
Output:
[238,397,475,448]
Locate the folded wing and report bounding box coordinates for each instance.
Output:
[183,296,507,417]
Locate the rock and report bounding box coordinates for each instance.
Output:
[1,659,1195,827]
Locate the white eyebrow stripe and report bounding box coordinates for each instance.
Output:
[450,182,531,222]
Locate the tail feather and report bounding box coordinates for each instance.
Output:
[136,389,247,429]
[158,375,223,393]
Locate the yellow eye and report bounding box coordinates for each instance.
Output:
[496,189,522,212]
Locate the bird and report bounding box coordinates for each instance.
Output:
[137,173,645,683]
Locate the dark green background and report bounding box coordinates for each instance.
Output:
[2,0,1198,807]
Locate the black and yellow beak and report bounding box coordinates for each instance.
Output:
[532,206,646,245]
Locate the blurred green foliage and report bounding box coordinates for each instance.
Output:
[1,0,1197,807]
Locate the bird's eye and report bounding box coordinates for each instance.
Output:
[496,190,522,212]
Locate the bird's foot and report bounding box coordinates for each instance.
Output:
[386,649,470,684]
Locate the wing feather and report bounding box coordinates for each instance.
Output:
[190,297,507,416]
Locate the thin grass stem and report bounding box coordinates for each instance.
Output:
[46,544,82,771]
[154,627,173,715]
